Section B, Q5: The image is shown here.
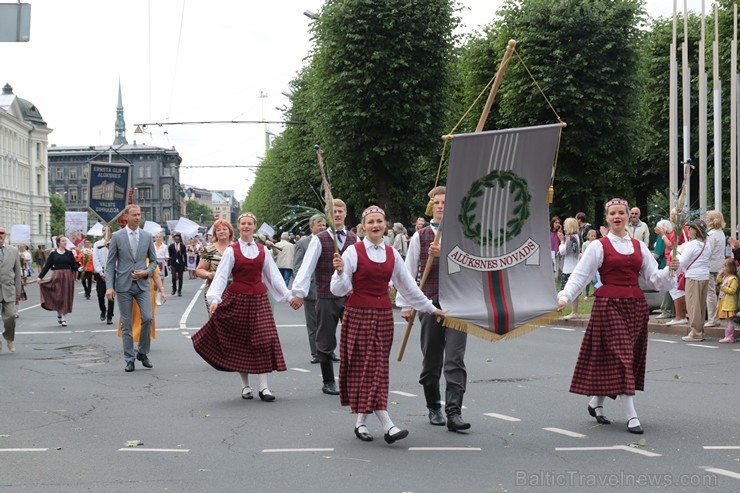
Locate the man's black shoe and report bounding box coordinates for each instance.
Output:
[177,292,182,297]
[100,313,106,322]
[106,318,113,325]
[125,361,135,372]
[446,415,471,432]
[330,352,340,362]
[136,353,153,369]
[310,356,320,364]
[322,382,339,395]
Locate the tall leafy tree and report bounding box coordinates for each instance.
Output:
[50,194,66,236]
[185,200,214,226]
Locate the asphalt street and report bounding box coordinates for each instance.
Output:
[1,277,739,492]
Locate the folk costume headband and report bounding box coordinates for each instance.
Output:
[604,198,629,210]
[362,205,385,219]
[238,212,256,222]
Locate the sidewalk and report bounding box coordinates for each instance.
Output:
[556,312,727,340]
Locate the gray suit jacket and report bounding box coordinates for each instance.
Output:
[293,235,317,301]
[105,227,157,293]
[0,245,22,302]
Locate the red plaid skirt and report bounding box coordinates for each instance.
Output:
[339,306,395,414]
[570,297,649,397]
[192,291,286,374]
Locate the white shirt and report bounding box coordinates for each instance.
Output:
[330,238,436,314]
[706,228,726,273]
[679,239,712,281]
[126,226,140,252]
[292,228,348,298]
[395,224,439,310]
[557,232,673,305]
[92,239,109,274]
[558,234,581,274]
[206,238,290,305]
[154,243,168,260]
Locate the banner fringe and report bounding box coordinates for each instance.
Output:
[441,311,559,342]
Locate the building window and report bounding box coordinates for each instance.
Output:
[69,168,77,180]
[83,168,88,180]
[36,142,41,160]
[36,174,42,194]
[146,166,152,178]
[138,188,152,200]
[69,188,78,202]
[163,183,171,200]
[82,187,87,200]
[138,166,144,179]
[163,208,171,221]
[56,168,63,180]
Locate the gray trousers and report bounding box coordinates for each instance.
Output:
[418,310,468,391]
[118,284,152,363]
[315,296,345,363]
[1,299,17,341]
[303,298,318,357]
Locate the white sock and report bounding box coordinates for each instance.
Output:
[355,414,369,430]
[620,394,640,426]
[239,372,250,389]
[589,396,606,416]
[257,373,269,392]
[375,410,395,433]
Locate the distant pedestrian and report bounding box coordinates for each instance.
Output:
[38,235,78,327]
[168,234,187,296]
[93,229,114,324]
[704,211,726,328]
[33,244,46,273]
[273,232,295,287]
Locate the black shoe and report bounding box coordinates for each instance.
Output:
[446,414,471,432]
[310,356,320,364]
[259,389,276,402]
[322,382,339,395]
[106,318,113,325]
[588,405,611,425]
[100,313,106,322]
[172,290,176,295]
[428,408,446,426]
[177,291,182,297]
[136,353,153,369]
[125,361,135,372]
[383,428,409,444]
[354,426,373,442]
[627,417,644,434]
[330,352,340,362]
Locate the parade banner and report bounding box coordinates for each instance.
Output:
[64,211,88,248]
[87,161,130,224]
[439,124,561,341]
[9,224,31,244]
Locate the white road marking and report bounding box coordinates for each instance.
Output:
[703,446,740,450]
[179,283,206,329]
[17,327,191,336]
[686,344,717,349]
[290,368,311,373]
[549,327,576,331]
[408,447,482,451]
[390,391,417,397]
[703,467,740,480]
[0,448,49,452]
[18,303,41,312]
[543,427,586,438]
[555,445,661,457]
[483,413,521,422]
[733,349,740,352]
[262,448,334,453]
[118,448,189,453]
[651,339,678,344]
[18,331,73,335]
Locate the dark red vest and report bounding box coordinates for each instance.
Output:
[315,229,357,299]
[594,237,644,299]
[346,242,395,309]
[417,226,439,300]
[225,241,267,295]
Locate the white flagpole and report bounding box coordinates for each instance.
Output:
[670,0,678,210]
[714,2,722,214]
[731,4,737,239]
[682,0,691,205]
[699,0,707,214]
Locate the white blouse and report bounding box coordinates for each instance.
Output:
[330,238,436,314]
[558,233,673,305]
[206,238,291,305]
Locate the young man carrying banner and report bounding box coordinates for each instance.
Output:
[292,199,358,395]
[397,186,470,432]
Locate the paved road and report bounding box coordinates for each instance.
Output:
[1,277,739,492]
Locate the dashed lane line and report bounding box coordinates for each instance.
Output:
[555,445,661,457]
[18,303,41,312]
[543,427,586,438]
[703,446,740,450]
[0,448,49,452]
[686,344,717,349]
[290,368,311,373]
[549,327,576,331]
[390,391,417,397]
[263,448,334,453]
[118,448,189,453]
[651,339,678,344]
[409,447,482,451]
[703,467,740,480]
[17,327,189,336]
[483,413,521,422]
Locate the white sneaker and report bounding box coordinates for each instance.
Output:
[563,313,576,320]
[655,313,671,320]
[6,340,14,352]
[666,318,689,326]
[704,321,720,328]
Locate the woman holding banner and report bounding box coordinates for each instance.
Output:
[558,198,677,435]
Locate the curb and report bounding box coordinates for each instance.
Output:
[557,316,727,340]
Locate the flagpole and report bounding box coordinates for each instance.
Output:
[731,4,737,239]
[670,0,678,210]
[397,40,518,362]
[682,0,691,205]
[699,0,707,214]
[714,2,722,213]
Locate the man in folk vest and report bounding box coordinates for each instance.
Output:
[397,186,470,432]
[292,199,357,395]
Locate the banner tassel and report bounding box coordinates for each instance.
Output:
[441,311,559,342]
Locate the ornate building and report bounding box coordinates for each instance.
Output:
[0,83,52,246]
[47,85,183,225]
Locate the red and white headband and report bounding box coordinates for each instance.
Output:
[604,198,629,210]
[361,205,385,219]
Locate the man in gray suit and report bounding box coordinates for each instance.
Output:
[0,226,22,353]
[293,214,326,364]
[105,205,157,372]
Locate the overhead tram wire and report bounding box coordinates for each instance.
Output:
[133,120,304,133]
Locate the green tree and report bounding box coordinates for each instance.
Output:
[185,200,214,226]
[50,194,66,236]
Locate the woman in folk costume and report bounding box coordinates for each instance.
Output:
[558,199,677,434]
[38,235,78,327]
[331,206,445,444]
[192,213,302,401]
[195,219,234,313]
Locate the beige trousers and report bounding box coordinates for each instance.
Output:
[685,278,709,339]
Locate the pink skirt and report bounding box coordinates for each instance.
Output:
[39,269,76,314]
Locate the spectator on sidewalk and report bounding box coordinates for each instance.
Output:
[704,211,726,328]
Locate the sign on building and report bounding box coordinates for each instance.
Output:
[87,161,130,224]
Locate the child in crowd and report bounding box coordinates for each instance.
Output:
[581,229,597,300]
[716,258,738,344]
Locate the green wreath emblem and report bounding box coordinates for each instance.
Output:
[459,170,531,247]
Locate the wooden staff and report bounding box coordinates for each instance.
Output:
[396,39,517,362]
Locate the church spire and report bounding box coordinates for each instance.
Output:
[114,79,128,145]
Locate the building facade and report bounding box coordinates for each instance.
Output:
[0,83,52,246]
[213,189,242,225]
